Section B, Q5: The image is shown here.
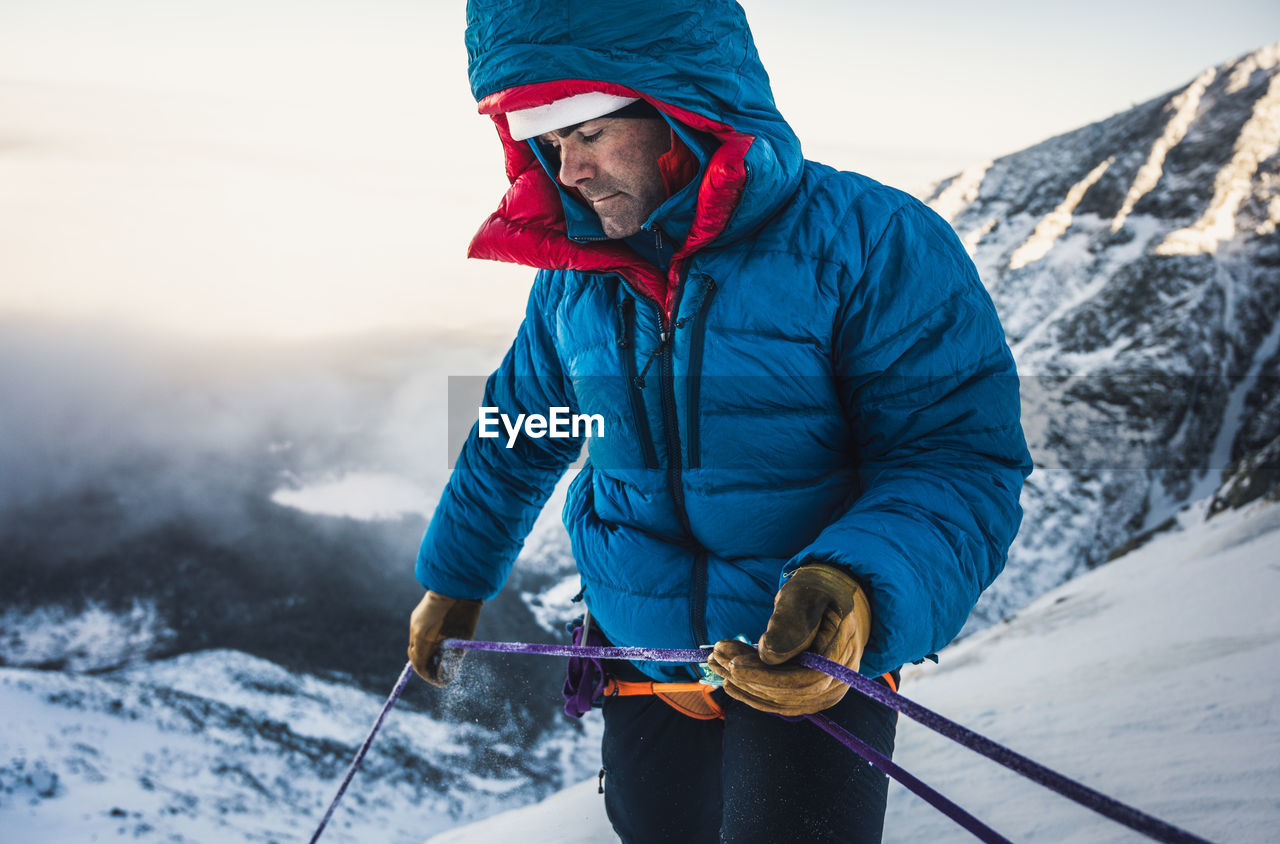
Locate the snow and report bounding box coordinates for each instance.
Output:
[1156,66,1280,255]
[0,648,604,842]
[1008,156,1114,270]
[883,498,1280,843]
[1112,68,1217,233]
[425,778,608,844]
[522,575,586,636]
[425,498,1280,843]
[960,217,998,259]
[1226,41,1280,95]
[1197,312,1280,502]
[116,650,462,751]
[0,601,174,672]
[1008,213,1164,362]
[270,471,435,521]
[928,161,992,224]
[1260,190,1280,235]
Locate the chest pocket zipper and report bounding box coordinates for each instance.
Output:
[618,296,659,469]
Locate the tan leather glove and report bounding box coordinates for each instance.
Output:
[707,564,870,716]
[407,590,483,687]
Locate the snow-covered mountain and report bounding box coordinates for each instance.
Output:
[3,42,1279,843]
[928,42,1280,627]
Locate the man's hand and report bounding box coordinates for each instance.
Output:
[408,591,483,687]
[707,564,870,716]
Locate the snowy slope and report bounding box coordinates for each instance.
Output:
[0,647,603,842]
[423,496,1280,843]
[881,508,1280,842]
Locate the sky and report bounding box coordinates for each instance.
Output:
[0,0,1275,339]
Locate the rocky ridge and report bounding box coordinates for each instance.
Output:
[926,42,1280,624]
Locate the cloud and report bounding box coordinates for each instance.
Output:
[0,317,502,535]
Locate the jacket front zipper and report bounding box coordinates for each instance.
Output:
[656,273,694,541]
[689,550,710,648]
[619,269,713,655]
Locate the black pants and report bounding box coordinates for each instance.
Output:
[600,670,898,843]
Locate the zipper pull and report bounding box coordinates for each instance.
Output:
[616,298,633,349]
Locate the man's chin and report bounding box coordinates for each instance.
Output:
[599,217,643,239]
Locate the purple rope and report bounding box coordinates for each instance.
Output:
[794,654,1213,844]
[803,712,1011,844]
[309,660,415,844]
[460,639,1005,841]
[445,638,707,663]
[447,639,1214,844]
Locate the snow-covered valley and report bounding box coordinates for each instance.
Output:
[0,647,602,842]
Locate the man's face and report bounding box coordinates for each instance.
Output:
[537,117,670,239]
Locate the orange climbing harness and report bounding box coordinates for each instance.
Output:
[603,677,726,719]
[602,671,898,721]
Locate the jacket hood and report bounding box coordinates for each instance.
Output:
[464,0,804,301]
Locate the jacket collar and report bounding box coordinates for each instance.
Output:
[468,80,755,312]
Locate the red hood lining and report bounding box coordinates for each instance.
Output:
[470,80,753,316]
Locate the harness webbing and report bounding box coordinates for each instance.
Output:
[308,642,1217,844]
[603,677,724,720]
[602,671,896,720]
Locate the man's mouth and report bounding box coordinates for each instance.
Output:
[589,193,621,205]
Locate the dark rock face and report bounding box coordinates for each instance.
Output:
[926,43,1280,626]
[1210,434,1280,515]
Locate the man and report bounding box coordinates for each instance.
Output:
[409,2,1031,841]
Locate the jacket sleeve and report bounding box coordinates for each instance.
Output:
[784,199,1033,677]
[415,271,582,600]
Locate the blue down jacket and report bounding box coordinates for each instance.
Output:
[417,0,1032,682]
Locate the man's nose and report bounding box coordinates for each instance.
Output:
[558,147,595,186]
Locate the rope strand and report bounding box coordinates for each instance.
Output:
[803,712,1012,844]
[795,653,1213,844]
[309,661,415,844]
[309,640,1217,844]
[447,639,1215,844]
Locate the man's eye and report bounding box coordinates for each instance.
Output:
[580,130,603,144]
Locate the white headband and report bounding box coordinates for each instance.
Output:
[505,92,642,141]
